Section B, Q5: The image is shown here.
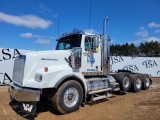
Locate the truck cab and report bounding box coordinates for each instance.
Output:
[56,30,102,73]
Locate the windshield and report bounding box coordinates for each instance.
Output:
[56,34,82,50]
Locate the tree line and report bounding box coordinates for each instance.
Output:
[110,41,160,57]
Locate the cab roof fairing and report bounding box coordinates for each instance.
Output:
[56,30,97,41]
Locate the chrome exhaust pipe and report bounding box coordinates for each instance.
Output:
[102,17,110,74]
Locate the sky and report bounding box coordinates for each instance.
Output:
[0,0,160,50]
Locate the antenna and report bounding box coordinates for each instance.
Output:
[89,2,91,33]
[58,18,59,37]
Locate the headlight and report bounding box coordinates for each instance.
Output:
[35,73,42,82]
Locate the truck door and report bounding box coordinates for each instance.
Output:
[81,35,101,73]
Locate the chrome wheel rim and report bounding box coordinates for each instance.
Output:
[136,78,141,89]
[64,87,79,107]
[145,77,150,87]
[123,76,130,88]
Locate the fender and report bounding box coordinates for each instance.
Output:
[52,73,87,102]
[23,65,87,91]
[48,69,87,91]
[54,74,85,88]
[35,65,87,91]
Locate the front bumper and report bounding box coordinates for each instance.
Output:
[8,82,41,102]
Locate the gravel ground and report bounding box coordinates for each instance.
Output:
[0,78,160,120]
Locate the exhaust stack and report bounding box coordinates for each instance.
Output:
[102,17,110,74]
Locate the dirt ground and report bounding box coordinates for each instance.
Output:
[0,78,160,120]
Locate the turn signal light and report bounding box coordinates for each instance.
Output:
[44,67,48,72]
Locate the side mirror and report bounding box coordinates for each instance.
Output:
[93,36,99,47]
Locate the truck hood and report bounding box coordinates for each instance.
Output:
[19,50,72,86]
[24,49,71,70]
[24,50,71,57]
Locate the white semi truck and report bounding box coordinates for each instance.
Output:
[8,17,152,115]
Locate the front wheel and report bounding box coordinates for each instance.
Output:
[52,80,83,114]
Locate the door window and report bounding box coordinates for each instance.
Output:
[84,36,93,51]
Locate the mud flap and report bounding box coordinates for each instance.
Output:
[20,102,36,115]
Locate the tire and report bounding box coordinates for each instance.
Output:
[141,74,151,90]
[52,80,83,114]
[116,72,131,91]
[130,74,142,92]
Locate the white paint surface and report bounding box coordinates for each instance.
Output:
[0,48,159,85]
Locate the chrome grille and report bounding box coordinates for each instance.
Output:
[12,55,25,86]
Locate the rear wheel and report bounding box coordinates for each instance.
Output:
[141,74,150,90]
[52,80,83,114]
[130,74,142,92]
[116,72,131,91]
